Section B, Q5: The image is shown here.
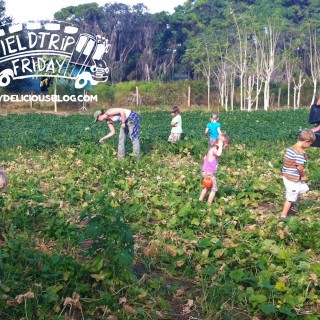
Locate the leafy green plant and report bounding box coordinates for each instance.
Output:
[0,109,319,319]
[79,199,134,280]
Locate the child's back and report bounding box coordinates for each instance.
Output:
[206,113,221,146]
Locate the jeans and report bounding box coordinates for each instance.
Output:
[118,120,140,159]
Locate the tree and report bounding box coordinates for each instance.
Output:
[307,27,320,106]
[32,0,320,109]
[184,34,215,109]
[293,69,306,109]
[253,22,282,110]
[0,0,12,25]
[283,37,296,108]
[228,10,251,110]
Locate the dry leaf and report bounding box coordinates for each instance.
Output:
[277,229,285,239]
[182,299,194,314]
[123,304,137,316]
[15,291,35,304]
[211,274,217,281]
[24,291,34,299]
[219,264,226,273]
[63,292,82,310]
[156,310,165,318]
[309,273,318,286]
[64,297,74,306]
[176,260,185,267]
[284,226,291,235]
[174,289,184,297]
[6,300,16,306]
[72,293,82,310]
[144,241,158,257]
[163,244,177,256]
[119,296,127,304]
[245,225,257,231]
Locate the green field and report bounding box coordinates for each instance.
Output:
[1,109,320,319]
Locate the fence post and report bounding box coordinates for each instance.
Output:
[188,86,191,107]
[136,86,139,106]
[277,87,281,110]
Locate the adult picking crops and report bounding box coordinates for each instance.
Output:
[94,108,140,159]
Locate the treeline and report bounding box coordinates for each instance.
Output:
[2,0,320,109]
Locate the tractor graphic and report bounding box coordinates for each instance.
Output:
[0,21,110,89]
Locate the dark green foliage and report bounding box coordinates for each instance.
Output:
[80,198,134,278]
[40,0,320,85]
[91,82,116,104]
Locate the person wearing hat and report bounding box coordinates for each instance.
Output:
[94,108,140,159]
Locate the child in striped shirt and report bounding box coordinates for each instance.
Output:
[280,129,316,220]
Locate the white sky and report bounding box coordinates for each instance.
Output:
[5,0,186,23]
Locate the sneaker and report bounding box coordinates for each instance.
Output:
[279,215,293,221]
[290,202,299,213]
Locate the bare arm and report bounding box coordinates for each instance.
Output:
[205,128,209,138]
[207,141,223,161]
[120,109,126,129]
[171,121,178,127]
[296,164,306,181]
[99,122,116,143]
[215,140,224,157]
[171,116,179,127]
[106,108,127,129]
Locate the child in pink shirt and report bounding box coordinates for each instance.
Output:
[199,134,230,205]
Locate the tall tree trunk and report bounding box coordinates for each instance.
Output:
[207,76,210,110]
[287,81,291,109]
[230,75,235,111]
[263,79,270,111]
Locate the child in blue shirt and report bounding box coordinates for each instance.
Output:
[205,113,222,146]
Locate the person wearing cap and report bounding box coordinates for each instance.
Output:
[94,108,140,159]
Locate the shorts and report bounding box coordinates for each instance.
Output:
[168,133,181,143]
[283,176,309,202]
[202,173,218,192]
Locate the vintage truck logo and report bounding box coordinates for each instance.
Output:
[0,21,111,89]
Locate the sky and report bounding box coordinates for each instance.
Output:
[5,0,186,23]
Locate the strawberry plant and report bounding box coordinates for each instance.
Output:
[0,108,319,319]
